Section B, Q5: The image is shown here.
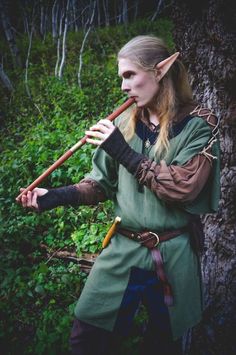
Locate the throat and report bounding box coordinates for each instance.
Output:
[148,113,159,126]
[142,109,159,132]
[147,105,159,124]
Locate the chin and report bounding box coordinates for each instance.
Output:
[136,101,145,108]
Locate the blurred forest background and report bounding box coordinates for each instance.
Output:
[0,0,235,354]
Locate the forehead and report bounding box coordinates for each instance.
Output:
[118,58,141,76]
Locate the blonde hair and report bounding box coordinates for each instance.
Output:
[117,35,194,157]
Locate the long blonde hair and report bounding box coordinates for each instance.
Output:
[117,35,194,157]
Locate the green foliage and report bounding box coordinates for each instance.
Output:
[0,18,173,354]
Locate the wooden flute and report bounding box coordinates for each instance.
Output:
[16,97,135,201]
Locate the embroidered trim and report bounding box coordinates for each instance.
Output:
[190,105,220,162]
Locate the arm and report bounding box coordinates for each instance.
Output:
[135,154,212,202]
[94,114,218,203]
[19,179,107,212]
[37,178,107,211]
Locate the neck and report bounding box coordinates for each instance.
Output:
[147,108,159,125]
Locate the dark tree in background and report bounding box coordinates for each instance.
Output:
[167,1,236,354]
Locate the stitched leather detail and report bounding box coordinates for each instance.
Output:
[190,105,220,161]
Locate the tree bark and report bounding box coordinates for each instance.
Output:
[167,1,236,354]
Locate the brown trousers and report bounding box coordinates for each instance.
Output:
[69,318,182,355]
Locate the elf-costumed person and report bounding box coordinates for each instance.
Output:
[19,35,220,355]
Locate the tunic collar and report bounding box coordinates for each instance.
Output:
[136,103,197,144]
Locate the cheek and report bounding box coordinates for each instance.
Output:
[135,73,159,94]
[146,79,159,96]
[133,73,149,89]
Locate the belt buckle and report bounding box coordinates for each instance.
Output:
[149,232,159,246]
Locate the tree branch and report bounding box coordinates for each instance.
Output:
[38,243,97,273]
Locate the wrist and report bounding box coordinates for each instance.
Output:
[100,127,145,174]
[37,185,80,212]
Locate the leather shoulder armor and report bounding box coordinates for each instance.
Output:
[190,105,220,162]
[190,105,220,133]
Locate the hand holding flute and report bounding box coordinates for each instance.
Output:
[19,187,48,210]
[17,97,135,209]
[17,119,115,210]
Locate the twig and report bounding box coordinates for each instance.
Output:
[38,243,97,272]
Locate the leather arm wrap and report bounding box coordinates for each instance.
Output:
[37,185,81,212]
[100,127,146,174]
[37,178,107,212]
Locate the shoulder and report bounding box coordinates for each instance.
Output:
[189,105,220,133]
[189,106,220,162]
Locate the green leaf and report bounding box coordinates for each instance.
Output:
[35,285,46,295]
[38,263,49,274]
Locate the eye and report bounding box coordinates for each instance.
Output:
[123,71,135,79]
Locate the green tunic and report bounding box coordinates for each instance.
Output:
[74,115,220,340]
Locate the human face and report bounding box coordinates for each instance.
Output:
[118,58,159,108]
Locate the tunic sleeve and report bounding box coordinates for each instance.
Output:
[136,153,212,203]
[135,115,220,204]
[85,147,118,200]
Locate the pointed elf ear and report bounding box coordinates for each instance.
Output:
[155,52,180,80]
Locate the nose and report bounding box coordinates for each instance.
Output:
[121,79,130,93]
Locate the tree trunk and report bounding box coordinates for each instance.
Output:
[40,4,45,38]
[96,0,100,27]
[55,6,64,77]
[72,0,79,31]
[52,0,59,42]
[151,0,164,21]
[102,0,109,26]
[0,0,22,68]
[167,1,236,354]
[122,0,128,24]
[78,1,96,88]
[0,61,14,92]
[133,0,140,21]
[58,0,70,80]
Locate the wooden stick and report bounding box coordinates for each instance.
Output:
[16,98,135,201]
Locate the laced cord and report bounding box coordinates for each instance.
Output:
[190,105,220,162]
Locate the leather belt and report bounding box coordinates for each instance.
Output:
[117,227,187,249]
[117,226,188,307]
